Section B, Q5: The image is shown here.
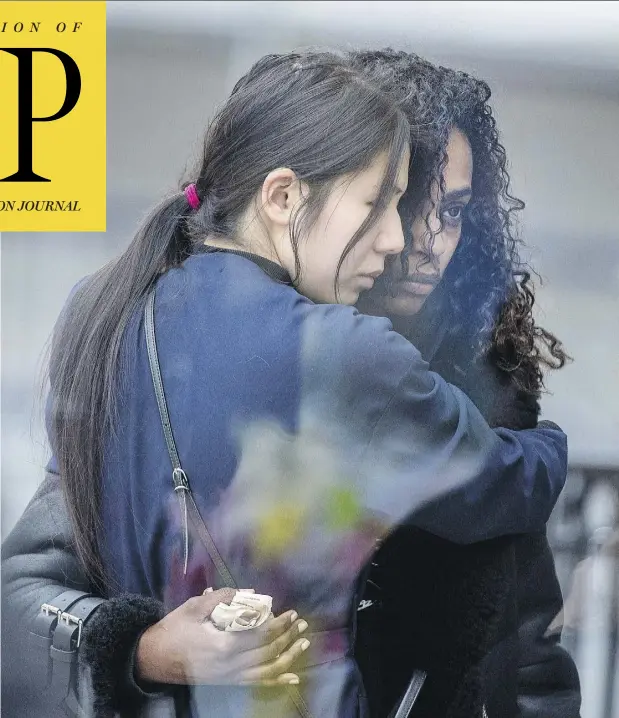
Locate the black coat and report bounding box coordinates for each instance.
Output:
[354,331,581,718]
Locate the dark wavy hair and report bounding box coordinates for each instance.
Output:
[349,49,569,395]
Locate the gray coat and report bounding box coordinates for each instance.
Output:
[1,471,176,718]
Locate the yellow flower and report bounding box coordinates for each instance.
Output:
[255,501,307,561]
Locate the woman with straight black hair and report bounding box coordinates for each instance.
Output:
[5,49,568,718]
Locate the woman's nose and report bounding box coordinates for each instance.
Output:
[412,219,445,258]
[375,209,405,256]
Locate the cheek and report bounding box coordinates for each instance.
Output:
[340,232,375,271]
[298,236,347,301]
[304,198,373,294]
[330,232,376,288]
[409,217,427,251]
[440,230,462,272]
[301,217,340,269]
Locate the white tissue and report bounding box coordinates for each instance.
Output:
[208,589,274,631]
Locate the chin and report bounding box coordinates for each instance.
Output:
[383,293,427,318]
[337,287,361,306]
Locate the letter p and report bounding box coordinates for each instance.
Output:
[0,48,81,182]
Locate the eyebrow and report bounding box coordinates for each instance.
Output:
[442,187,472,202]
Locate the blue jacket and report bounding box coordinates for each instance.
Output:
[48,249,568,717]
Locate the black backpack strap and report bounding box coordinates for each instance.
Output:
[144,289,237,589]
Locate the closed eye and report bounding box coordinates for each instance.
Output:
[367,192,406,209]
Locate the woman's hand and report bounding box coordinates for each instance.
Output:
[135,588,310,686]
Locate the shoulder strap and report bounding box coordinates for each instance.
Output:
[144,288,321,718]
[144,290,185,476]
[389,670,427,718]
[144,289,237,588]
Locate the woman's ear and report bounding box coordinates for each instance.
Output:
[261,168,304,227]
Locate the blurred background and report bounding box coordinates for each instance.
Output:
[2,2,618,716]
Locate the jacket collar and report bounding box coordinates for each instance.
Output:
[195,244,292,285]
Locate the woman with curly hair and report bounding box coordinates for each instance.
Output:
[350,49,580,718]
[2,47,580,718]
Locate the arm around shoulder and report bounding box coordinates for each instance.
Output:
[301,306,568,544]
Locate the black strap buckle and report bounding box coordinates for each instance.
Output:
[28,592,104,717]
[55,609,84,648]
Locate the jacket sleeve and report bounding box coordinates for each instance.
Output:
[514,532,581,718]
[1,469,166,717]
[299,306,568,544]
[2,469,90,716]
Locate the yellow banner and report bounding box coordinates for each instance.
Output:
[0,2,106,231]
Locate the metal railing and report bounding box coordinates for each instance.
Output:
[548,466,619,718]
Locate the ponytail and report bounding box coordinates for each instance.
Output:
[48,190,195,590]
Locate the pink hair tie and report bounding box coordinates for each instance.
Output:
[184,183,200,210]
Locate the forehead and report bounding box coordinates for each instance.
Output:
[444,128,473,188]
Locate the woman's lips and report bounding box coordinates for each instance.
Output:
[398,274,440,295]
